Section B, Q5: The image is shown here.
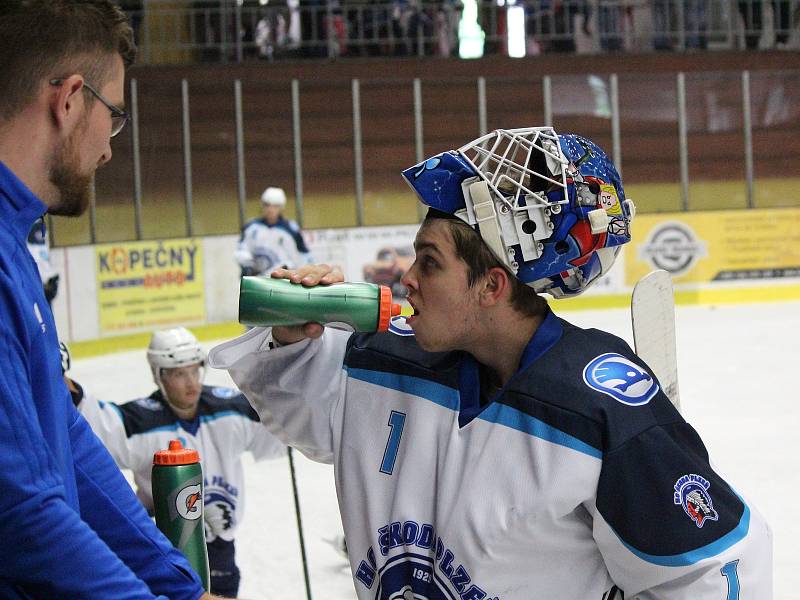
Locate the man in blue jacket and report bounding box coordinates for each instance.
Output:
[0,2,219,598]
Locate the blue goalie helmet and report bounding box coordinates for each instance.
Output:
[401,127,636,298]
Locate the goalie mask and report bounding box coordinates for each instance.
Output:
[147,327,206,396]
[401,127,635,298]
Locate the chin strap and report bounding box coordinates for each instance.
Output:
[468,180,509,269]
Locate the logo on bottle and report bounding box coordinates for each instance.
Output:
[175,484,203,521]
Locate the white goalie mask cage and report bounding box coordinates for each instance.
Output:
[454,127,570,277]
[403,126,633,297]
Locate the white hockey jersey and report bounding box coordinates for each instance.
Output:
[210,311,772,599]
[234,216,312,275]
[77,385,285,542]
[209,313,772,600]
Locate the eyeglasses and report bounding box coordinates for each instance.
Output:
[50,78,129,138]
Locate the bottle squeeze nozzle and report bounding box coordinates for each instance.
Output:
[238,277,402,332]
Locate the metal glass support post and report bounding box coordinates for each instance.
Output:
[417,9,425,57]
[181,79,194,237]
[677,72,690,211]
[142,4,151,65]
[219,0,228,63]
[130,78,143,240]
[292,80,305,227]
[235,1,243,63]
[234,80,247,229]
[326,0,336,59]
[542,75,553,127]
[414,78,427,222]
[352,79,364,226]
[477,77,488,136]
[742,71,755,208]
[610,74,622,176]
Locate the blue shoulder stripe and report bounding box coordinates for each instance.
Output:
[615,499,750,566]
[199,410,242,425]
[346,367,459,411]
[479,402,603,459]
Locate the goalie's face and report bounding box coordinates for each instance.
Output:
[160,363,204,415]
[401,219,483,353]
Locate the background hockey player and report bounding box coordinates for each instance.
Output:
[66,327,285,598]
[0,1,218,597]
[27,216,60,304]
[234,185,313,277]
[210,127,772,599]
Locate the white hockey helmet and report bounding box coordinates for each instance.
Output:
[260,186,287,207]
[147,327,206,392]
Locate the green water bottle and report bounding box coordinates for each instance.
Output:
[152,439,210,592]
[239,276,402,331]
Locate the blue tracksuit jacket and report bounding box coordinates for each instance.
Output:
[0,160,204,598]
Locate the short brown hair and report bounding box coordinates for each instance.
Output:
[422,215,549,318]
[0,0,136,121]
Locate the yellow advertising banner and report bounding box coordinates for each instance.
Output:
[96,238,205,335]
[625,207,800,286]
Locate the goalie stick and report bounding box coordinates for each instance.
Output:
[287,447,313,600]
[631,269,681,411]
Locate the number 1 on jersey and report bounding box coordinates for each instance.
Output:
[721,560,740,600]
[380,411,406,475]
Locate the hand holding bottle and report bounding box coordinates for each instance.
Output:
[239,264,401,345]
[270,264,343,344]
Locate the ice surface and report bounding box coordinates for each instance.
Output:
[70,301,800,599]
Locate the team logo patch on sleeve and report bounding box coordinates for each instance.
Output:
[674,474,719,528]
[211,386,238,399]
[388,315,415,337]
[582,353,659,405]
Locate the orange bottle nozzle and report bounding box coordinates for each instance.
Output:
[153,438,200,465]
[377,285,402,332]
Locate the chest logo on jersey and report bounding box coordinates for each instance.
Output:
[354,521,499,600]
[582,353,659,406]
[388,315,415,337]
[673,474,719,528]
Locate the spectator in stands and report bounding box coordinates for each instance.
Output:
[772,0,792,45]
[738,0,763,48]
[653,0,707,50]
[119,0,144,46]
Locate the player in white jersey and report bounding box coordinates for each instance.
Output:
[67,328,285,598]
[234,185,313,276]
[210,128,772,599]
[27,216,60,304]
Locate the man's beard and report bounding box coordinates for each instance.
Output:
[47,127,93,217]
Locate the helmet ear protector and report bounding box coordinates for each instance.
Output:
[402,127,635,298]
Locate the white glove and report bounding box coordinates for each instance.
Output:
[204,501,235,542]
